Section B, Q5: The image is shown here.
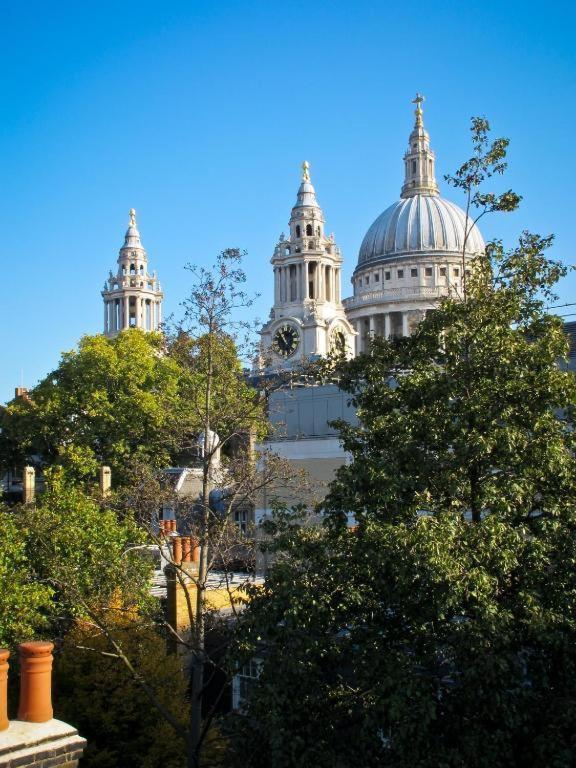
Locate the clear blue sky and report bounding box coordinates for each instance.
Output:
[1,0,575,403]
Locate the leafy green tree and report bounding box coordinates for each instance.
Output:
[0,330,191,484]
[0,507,53,647]
[54,618,189,768]
[230,122,576,767]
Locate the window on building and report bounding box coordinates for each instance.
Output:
[397,269,404,279]
[425,267,432,277]
[385,271,391,280]
[289,264,297,302]
[411,268,418,277]
[439,267,446,276]
[412,160,417,174]
[234,509,248,535]
[306,224,313,236]
[232,659,262,711]
[374,273,380,281]
[365,275,370,285]
[295,225,301,238]
[454,268,460,277]
[130,264,136,275]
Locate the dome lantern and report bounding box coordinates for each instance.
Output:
[400,93,439,199]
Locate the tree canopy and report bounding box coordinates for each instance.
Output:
[230,124,576,768]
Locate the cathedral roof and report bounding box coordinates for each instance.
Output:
[357,194,485,266]
[357,96,484,269]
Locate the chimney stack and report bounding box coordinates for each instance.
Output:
[172,537,182,565]
[0,640,87,767]
[22,466,35,504]
[99,466,112,497]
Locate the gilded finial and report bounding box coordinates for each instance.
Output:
[129,208,136,228]
[412,93,425,125]
[302,160,310,182]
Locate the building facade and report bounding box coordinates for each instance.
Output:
[101,209,163,337]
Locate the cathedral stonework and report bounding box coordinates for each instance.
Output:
[343,95,485,352]
[101,209,163,337]
[259,161,355,368]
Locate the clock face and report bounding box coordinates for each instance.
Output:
[272,323,300,358]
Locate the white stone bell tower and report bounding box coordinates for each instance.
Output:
[260,162,354,367]
[101,209,163,337]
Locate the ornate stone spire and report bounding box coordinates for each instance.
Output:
[101,210,163,337]
[122,208,144,251]
[294,160,321,210]
[400,94,439,199]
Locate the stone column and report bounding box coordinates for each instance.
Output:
[354,320,362,355]
[103,301,108,334]
[402,312,409,337]
[273,268,278,303]
[369,315,376,338]
[304,262,309,299]
[384,313,391,339]
[123,296,129,329]
[157,300,162,327]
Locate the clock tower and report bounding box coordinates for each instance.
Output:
[260,162,354,368]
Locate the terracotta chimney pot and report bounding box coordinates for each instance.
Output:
[173,536,182,565]
[181,536,191,562]
[170,520,177,533]
[18,641,54,723]
[0,649,9,731]
[191,537,200,564]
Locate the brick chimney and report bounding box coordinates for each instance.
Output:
[0,642,86,767]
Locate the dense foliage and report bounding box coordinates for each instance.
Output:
[230,135,576,765]
[55,619,189,768]
[0,330,187,483]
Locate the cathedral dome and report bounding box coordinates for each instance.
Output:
[356,95,484,271]
[357,194,485,267]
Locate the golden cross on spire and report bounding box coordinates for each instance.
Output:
[302,160,310,182]
[129,208,136,228]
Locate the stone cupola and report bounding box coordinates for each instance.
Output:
[101,209,164,337]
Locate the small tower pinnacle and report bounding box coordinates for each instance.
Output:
[101,210,164,337]
[401,93,439,199]
[302,160,310,182]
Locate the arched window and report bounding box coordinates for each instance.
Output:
[139,265,144,275]
[295,225,301,238]
[306,224,313,236]
[412,160,417,175]
[130,263,136,275]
